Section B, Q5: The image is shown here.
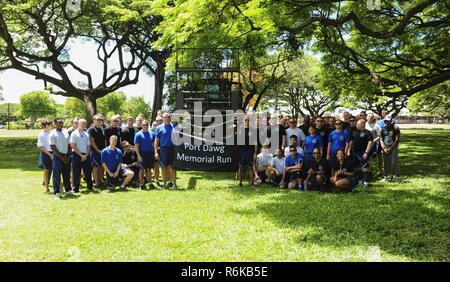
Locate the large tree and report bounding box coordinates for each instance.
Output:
[0,0,165,119]
[19,91,56,127]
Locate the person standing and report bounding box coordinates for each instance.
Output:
[236,115,258,187]
[303,126,323,161]
[155,112,178,190]
[366,113,383,177]
[88,115,106,187]
[380,115,401,183]
[134,120,156,189]
[49,118,71,200]
[67,118,79,137]
[121,116,136,145]
[327,119,350,164]
[299,115,311,137]
[349,120,374,188]
[101,136,134,191]
[151,121,161,186]
[315,116,330,155]
[70,119,93,192]
[286,118,306,147]
[104,115,122,150]
[37,119,53,193]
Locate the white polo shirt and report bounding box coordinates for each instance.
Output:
[49,129,70,154]
[69,130,91,154]
[37,131,52,152]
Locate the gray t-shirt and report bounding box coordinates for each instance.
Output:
[49,129,70,154]
[270,156,285,174]
[256,153,273,172]
[69,130,91,154]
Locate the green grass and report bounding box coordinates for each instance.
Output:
[0,130,448,262]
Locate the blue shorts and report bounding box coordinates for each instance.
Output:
[307,174,328,189]
[159,146,175,167]
[239,148,255,167]
[38,151,52,170]
[140,151,155,169]
[91,150,102,167]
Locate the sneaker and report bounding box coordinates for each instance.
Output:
[120,186,126,191]
[148,182,155,189]
[171,184,178,190]
[139,184,144,190]
[54,193,61,200]
[67,190,75,196]
[395,177,402,184]
[155,181,160,187]
[380,177,388,182]
[363,182,369,188]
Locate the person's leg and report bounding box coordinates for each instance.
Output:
[238,164,244,185]
[52,156,62,195]
[43,169,51,191]
[121,170,134,188]
[382,152,390,180]
[72,154,81,192]
[62,159,72,193]
[82,156,93,189]
[169,166,177,187]
[288,180,297,189]
[392,146,401,182]
[335,178,350,191]
[154,162,160,183]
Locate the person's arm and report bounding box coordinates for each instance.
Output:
[102,162,113,176]
[364,141,374,160]
[327,139,331,160]
[70,142,82,157]
[281,135,286,149]
[154,138,160,160]
[39,146,52,157]
[114,161,122,177]
[50,145,65,162]
[135,143,143,162]
[392,128,400,148]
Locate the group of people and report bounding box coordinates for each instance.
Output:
[37,108,401,199]
[238,110,401,192]
[37,110,178,200]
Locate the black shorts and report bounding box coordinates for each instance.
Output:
[140,151,155,169]
[38,151,52,170]
[239,148,254,166]
[287,171,303,182]
[159,147,175,167]
[307,174,328,189]
[257,170,268,183]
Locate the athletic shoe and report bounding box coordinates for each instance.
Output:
[139,184,144,190]
[67,190,75,196]
[148,182,155,189]
[155,181,160,187]
[54,193,61,200]
[363,182,369,188]
[380,177,388,182]
[120,186,126,191]
[171,184,178,190]
[395,177,402,184]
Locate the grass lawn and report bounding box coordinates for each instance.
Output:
[0,130,448,262]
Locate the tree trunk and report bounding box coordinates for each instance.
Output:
[152,60,166,121]
[83,94,97,124]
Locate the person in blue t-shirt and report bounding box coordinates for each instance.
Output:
[327,119,350,164]
[284,145,306,191]
[155,112,178,190]
[134,120,156,190]
[101,135,134,191]
[303,126,324,161]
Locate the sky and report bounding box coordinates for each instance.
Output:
[0,39,155,105]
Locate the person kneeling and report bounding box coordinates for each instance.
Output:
[330,150,357,192]
[253,144,273,186]
[304,148,330,192]
[284,145,306,191]
[267,149,285,187]
[101,136,134,191]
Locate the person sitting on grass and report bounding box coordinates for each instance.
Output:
[284,145,305,191]
[304,148,330,192]
[37,119,53,193]
[101,135,134,191]
[330,149,358,192]
[267,148,285,187]
[253,143,273,186]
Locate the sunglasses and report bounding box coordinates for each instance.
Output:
[350,120,356,122]
[313,152,320,155]
[335,123,342,125]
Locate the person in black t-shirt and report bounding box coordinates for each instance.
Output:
[304,148,330,191]
[237,116,258,187]
[121,141,139,185]
[330,150,358,192]
[349,120,374,188]
[88,115,106,187]
[121,116,136,145]
[104,115,122,150]
[315,117,330,154]
[299,115,311,137]
[267,116,287,151]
